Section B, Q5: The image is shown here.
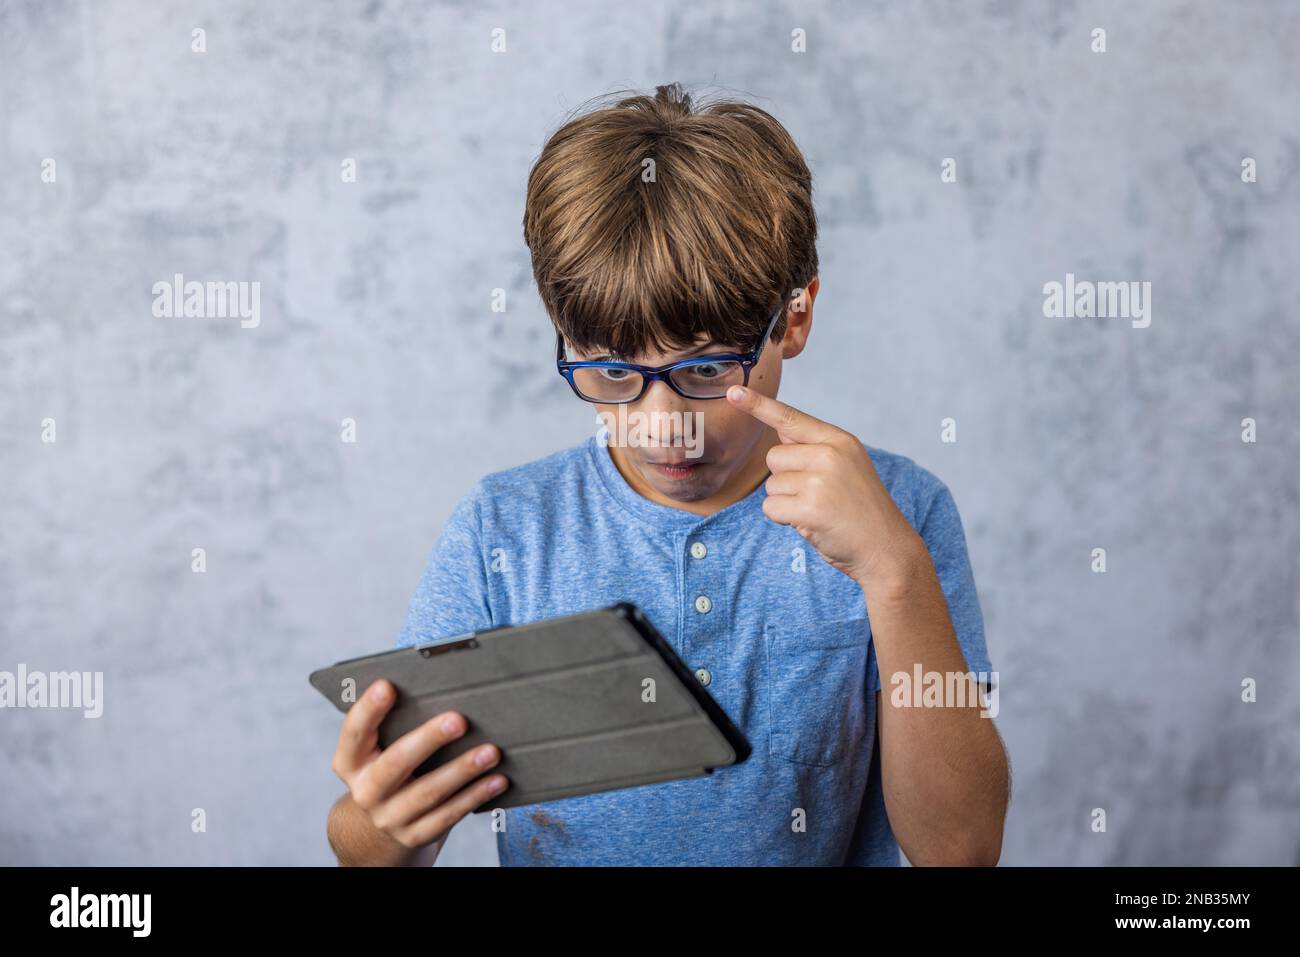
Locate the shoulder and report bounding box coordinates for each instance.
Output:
[862,443,958,533]
[865,445,982,601]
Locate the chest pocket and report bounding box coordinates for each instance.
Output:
[763,617,873,766]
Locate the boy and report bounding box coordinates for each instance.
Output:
[326,83,1009,867]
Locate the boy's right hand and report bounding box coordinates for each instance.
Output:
[330,678,509,864]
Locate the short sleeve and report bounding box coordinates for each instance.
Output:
[395,483,494,649]
[868,479,993,693]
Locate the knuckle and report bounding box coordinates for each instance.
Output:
[411,774,452,813]
[403,722,445,761]
[418,811,459,846]
[387,826,418,851]
[396,729,426,758]
[351,780,379,810]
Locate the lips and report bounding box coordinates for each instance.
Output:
[649,460,703,479]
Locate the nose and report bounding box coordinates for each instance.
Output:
[630,379,697,446]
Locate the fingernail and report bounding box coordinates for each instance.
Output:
[442,714,461,734]
[370,683,390,702]
[487,776,506,792]
[729,386,747,400]
[475,746,496,767]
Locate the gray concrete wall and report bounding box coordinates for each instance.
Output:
[1,0,1296,865]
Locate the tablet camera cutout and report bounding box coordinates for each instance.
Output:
[404,636,484,780]
[417,636,480,658]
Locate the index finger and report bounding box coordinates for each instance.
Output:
[333,679,397,778]
[726,385,838,444]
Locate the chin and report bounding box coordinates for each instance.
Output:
[655,480,716,503]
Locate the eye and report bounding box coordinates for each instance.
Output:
[598,367,633,381]
[690,362,725,378]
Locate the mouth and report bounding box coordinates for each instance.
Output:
[646,460,705,481]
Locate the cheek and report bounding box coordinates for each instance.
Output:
[750,351,782,394]
[697,404,762,448]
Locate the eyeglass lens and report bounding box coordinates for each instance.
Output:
[572,358,746,401]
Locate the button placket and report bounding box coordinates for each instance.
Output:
[680,531,728,708]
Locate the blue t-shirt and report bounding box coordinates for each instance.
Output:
[396,434,992,865]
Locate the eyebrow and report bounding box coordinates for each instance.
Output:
[594,340,740,363]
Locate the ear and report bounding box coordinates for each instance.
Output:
[780,275,818,359]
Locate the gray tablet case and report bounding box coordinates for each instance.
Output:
[309,603,752,810]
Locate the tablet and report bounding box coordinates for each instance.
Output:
[309,602,752,810]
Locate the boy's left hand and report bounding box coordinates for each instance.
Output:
[726,384,927,591]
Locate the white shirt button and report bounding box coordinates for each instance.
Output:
[694,594,712,614]
[695,668,712,686]
[690,541,707,559]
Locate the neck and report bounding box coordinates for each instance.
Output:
[608,427,780,517]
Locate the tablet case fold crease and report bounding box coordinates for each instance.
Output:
[309,603,751,810]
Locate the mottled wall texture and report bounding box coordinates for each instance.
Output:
[2,0,1297,866]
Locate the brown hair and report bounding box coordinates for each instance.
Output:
[523,82,818,358]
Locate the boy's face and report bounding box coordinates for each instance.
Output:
[572,279,817,509]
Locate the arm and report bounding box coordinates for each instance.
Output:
[328,791,446,867]
[324,481,504,865]
[864,551,1009,866]
[726,385,1010,866]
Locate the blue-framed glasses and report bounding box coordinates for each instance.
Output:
[555,298,788,404]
